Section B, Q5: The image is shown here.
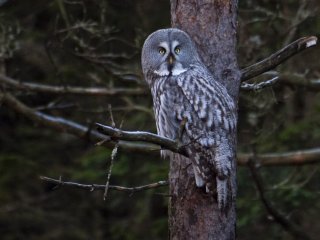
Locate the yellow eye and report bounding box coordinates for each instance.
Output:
[174,47,181,54]
[159,47,166,55]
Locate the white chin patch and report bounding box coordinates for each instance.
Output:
[154,63,187,76]
[171,62,187,76]
[154,69,170,76]
[171,68,187,76]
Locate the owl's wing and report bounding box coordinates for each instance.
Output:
[175,66,237,210]
[175,65,237,148]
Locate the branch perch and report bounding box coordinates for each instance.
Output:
[96,123,187,155]
[96,123,320,167]
[241,36,318,82]
[40,176,168,193]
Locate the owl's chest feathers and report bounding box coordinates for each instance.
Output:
[151,76,184,139]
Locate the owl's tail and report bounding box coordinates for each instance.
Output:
[216,177,228,211]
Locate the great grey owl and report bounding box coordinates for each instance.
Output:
[141,28,237,210]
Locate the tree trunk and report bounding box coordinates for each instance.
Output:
[169,1,240,239]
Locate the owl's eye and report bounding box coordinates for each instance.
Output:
[158,47,166,55]
[174,47,181,54]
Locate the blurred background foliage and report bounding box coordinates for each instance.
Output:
[0,0,319,239]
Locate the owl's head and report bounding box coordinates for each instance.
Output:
[141,28,200,85]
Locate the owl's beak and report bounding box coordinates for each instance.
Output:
[168,55,174,65]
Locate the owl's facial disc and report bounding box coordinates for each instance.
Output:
[154,41,187,76]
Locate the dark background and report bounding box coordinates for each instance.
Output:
[0,0,319,239]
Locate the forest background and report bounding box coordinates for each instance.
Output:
[0,0,319,239]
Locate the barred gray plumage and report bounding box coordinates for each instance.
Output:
[141,28,237,210]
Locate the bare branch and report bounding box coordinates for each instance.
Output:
[0,91,101,138]
[40,176,168,193]
[248,158,312,240]
[238,148,320,167]
[0,91,157,153]
[0,74,146,96]
[241,36,318,82]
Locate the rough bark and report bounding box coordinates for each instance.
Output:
[171,0,240,98]
[169,1,240,239]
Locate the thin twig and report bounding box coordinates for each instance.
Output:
[103,104,118,199]
[104,143,118,200]
[108,104,116,128]
[282,0,309,47]
[241,76,279,91]
[40,176,168,194]
[248,158,312,240]
[273,166,319,191]
[277,73,320,91]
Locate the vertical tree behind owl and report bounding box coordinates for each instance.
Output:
[141,28,237,210]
